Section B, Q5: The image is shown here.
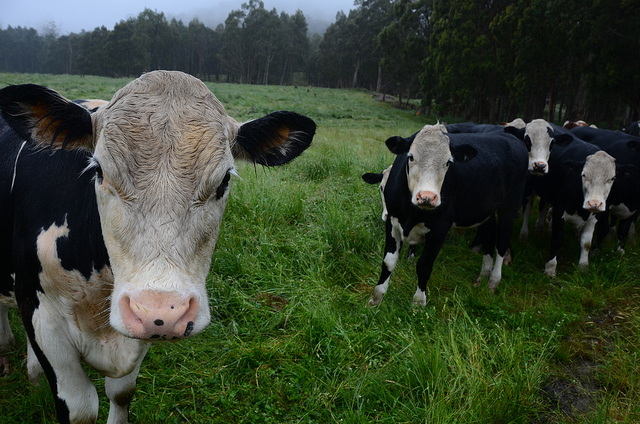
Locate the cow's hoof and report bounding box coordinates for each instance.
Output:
[0,356,10,375]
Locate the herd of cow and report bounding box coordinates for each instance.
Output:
[0,71,638,423]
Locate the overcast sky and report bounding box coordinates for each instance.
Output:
[1,0,357,35]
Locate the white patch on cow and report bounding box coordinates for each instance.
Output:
[524,119,554,173]
[544,257,558,277]
[412,288,426,306]
[379,166,392,221]
[34,220,149,379]
[562,211,597,272]
[474,254,494,287]
[581,151,616,212]
[26,339,43,384]
[407,127,452,209]
[370,277,390,306]
[610,203,635,220]
[505,118,526,129]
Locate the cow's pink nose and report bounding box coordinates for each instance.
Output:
[532,161,547,173]
[119,291,200,340]
[416,191,438,207]
[585,199,604,212]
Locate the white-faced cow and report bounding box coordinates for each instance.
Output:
[504,119,575,241]
[0,71,315,424]
[368,126,528,306]
[542,140,617,277]
[570,126,640,253]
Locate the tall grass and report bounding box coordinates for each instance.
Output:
[0,73,639,423]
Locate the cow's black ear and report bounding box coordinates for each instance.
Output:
[626,139,640,153]
[503,126,524,139]
[563,159,584,172]
[235,111,316,166]
[0,84,94,150]
[451,144,477,162]
[385,135,412,154]
[553,133,573,147]
[362,172,384,184]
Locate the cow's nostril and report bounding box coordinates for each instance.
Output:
[154,319,164,326]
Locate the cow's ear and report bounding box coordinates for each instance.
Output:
[0,84,94,150]
[451,144,477,162]
[563,159,585,172]
[626,139,640,152]
[234,111,315,166]
[503,126,524,139]
[362,172,384,184]
[552,133,573,147]
[385,135,412,154]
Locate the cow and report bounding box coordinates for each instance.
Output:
[445,122,504,133]
[622,120,640,136]
[368,126,528,306]
[570,126,640,253]
[0,70,316,424]
[541,140,617,276]
[504,119,575,241]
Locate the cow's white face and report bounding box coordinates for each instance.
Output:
[581,151,616,213]
[89,72,237,340]
[0,70,315,342]
[406,128,453,209]
[524,119,554,174]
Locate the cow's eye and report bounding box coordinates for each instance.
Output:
[215,170,232,200]
[446,158,453,167]
[93,161,104,184]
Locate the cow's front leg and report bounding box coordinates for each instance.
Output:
[577,214,597,271]
[413,229,447,306]
[105,353,147,424]
[370,219,402,306]
[0,304,14,375]
[545,207,565,277]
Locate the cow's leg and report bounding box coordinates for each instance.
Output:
[370,220,402,306]
[615,211,638,254]
[413,228,448,306]
[0,304,14,375]
[26,338,44,384]
[473,218,496,287]
[519,196,533,242]
[544,207,566,277]
[488,207,519,292]
[593,210,611,253]
[577,214,597,271]
[105,350,147,424]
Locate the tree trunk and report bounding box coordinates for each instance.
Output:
[352,57,360,88]
[376,60,382,93]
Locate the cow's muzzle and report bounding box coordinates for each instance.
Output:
[415,190,439,209]
[118,291,201,340]
[584,199,605,213]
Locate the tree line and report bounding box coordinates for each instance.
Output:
[1,0,638,127]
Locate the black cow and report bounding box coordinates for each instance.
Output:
[622,121,640,136]
[369,126,528,306]
[570,126,640,252]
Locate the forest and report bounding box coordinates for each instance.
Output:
[1,0,639,127]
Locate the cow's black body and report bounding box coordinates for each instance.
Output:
[445,122,504,134]
[371,130,528,305]
[571,126,640,251]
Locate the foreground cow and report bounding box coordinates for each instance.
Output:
[369,126,528,306]
[0,71,316,423]
[541,141,617,276]
[570,126,640,252]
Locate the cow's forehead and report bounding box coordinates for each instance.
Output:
[525,119,552,140]
[92,72,236,188]
[410,128,450,160]
[584,151,616,176]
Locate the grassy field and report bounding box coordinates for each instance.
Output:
[0,73,639,423]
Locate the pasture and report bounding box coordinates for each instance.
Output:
[0,73,638,423]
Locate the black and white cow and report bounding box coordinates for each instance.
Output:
[369,126,528,306]
[504,119,575,240]
[0,71,315,424]
[541,139,617,276]
[570,126,640,253]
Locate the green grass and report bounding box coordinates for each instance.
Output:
[1,73,639,423]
